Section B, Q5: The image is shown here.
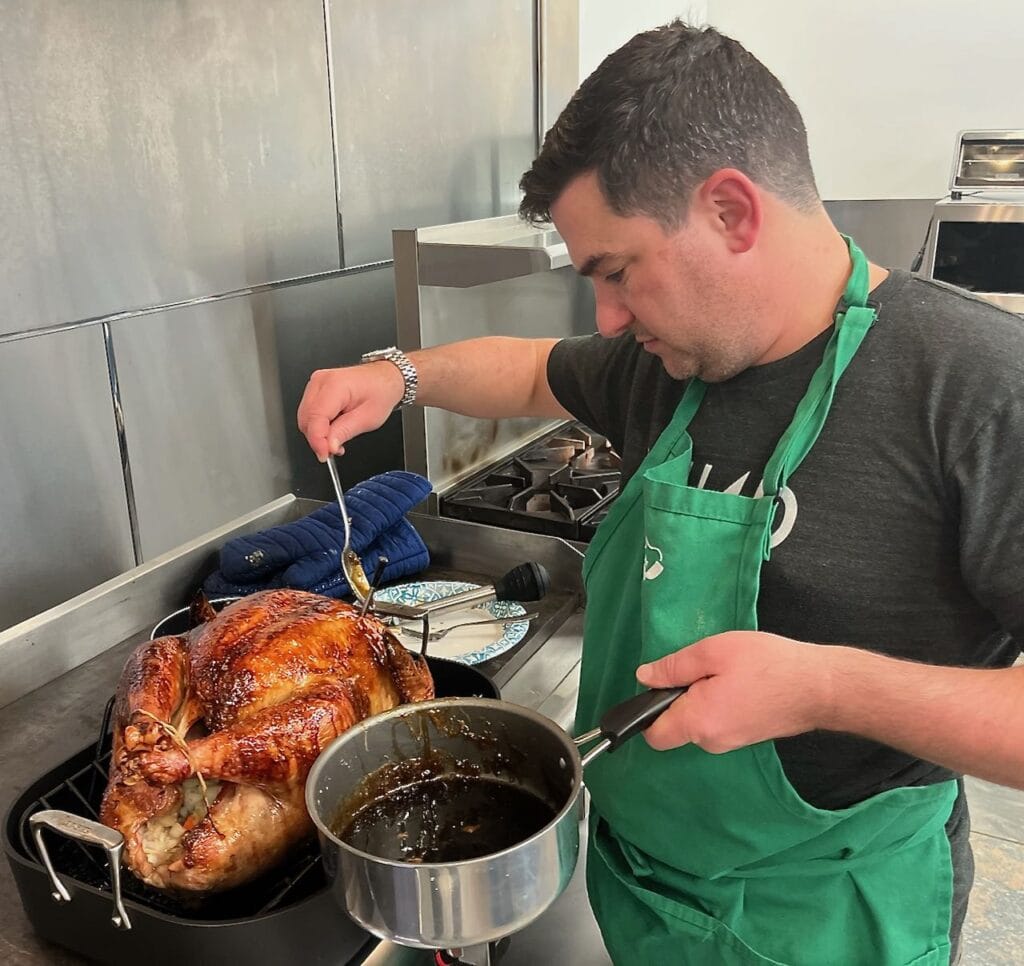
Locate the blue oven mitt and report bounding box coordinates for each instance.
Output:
[203,471,432,600]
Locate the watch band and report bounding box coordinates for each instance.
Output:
[360,346,418,408]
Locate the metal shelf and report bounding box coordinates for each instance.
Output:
[412,214,571,288]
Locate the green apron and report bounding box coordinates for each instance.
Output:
[577,237,957,966]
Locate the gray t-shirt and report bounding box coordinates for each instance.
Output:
[548,268,1024,946]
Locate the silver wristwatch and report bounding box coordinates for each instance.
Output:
[360,346,418,408]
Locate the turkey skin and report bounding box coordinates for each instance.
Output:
[100,589,434,892]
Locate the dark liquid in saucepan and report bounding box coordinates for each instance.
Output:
[333,776,557,863]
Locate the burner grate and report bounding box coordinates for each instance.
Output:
[508,484,602,522]
[441,423,622,541]
[570,448,621,474]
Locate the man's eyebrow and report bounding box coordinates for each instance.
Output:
[579,253,617,278]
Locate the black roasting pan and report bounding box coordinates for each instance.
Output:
[4,655,498,965]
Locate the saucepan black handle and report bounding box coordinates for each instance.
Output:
[599,686,689,752]
[575,686,689,766]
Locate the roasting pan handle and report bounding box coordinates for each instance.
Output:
[29,809,132,930]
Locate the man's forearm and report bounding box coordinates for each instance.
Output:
[409,337,570,420]
[823,646,1024,789]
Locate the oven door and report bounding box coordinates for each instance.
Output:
[925,201,1024,313]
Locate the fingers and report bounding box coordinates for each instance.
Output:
[636,639,711,689]
[303,414,334,462]
[642,694,695,751]
[297,370,358,461]
[296,371,336,461]
[325,404,391,458]
[297,367,399,461]
[635,633,813,754]
[635,640,716,752]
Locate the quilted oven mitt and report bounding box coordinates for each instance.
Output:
[203,471,432,600]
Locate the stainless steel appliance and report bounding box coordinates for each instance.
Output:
[919,130,1024,313]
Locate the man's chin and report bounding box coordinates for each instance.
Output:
[660,353,747,384]
[659,354,699,381]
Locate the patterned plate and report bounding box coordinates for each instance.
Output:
[375,580,530,665]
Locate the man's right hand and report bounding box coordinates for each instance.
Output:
[296,337,569,462]
[296,361,405,461]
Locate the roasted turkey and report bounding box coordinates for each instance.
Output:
[100,589,433,892]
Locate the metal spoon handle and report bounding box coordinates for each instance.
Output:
[325,455,352,552]
[325,455,371,603]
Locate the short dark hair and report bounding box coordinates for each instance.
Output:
[519,21,819,228]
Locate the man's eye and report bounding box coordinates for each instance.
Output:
[605,269,625,284]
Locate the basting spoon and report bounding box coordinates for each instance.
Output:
[326,454,371,604]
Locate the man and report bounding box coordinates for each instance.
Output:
[298,21,1024,965]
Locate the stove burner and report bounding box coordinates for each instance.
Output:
[442,424,622,541]
[521,431,593,466]
[571,447,620,473]
[466,482,520,503]
[510,458,568,489]
[580,502,615,540]
[522,444,580,465]
[520,493,559,515]
[509,484,602,521]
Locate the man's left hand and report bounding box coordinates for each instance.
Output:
[637,631,1024,791]
[635,631,836,753]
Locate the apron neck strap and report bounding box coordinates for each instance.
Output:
[641,372,708,469]
[760,235,876,495]
[844,234,871,310]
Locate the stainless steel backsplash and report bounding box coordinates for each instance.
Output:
[0,0,568,630]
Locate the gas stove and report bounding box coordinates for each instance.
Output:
[440,424,621,543]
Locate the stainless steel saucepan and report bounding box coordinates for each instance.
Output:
[305,687,686,951]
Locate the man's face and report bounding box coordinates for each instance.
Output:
[550,171,767,382]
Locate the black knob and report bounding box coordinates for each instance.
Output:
[493,562,550,602]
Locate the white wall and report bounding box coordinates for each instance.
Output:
[705,1,1024,200]
[579,1,709,80]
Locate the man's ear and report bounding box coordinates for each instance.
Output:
[695,168,762,254]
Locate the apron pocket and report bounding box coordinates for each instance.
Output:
[590,820,954,966]
[589,821,785,966]
[639,475,774,661]
[749,742,959,855]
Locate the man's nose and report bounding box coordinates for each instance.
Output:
[594,287,635,338]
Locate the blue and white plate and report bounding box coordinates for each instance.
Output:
[375,580,530,665]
